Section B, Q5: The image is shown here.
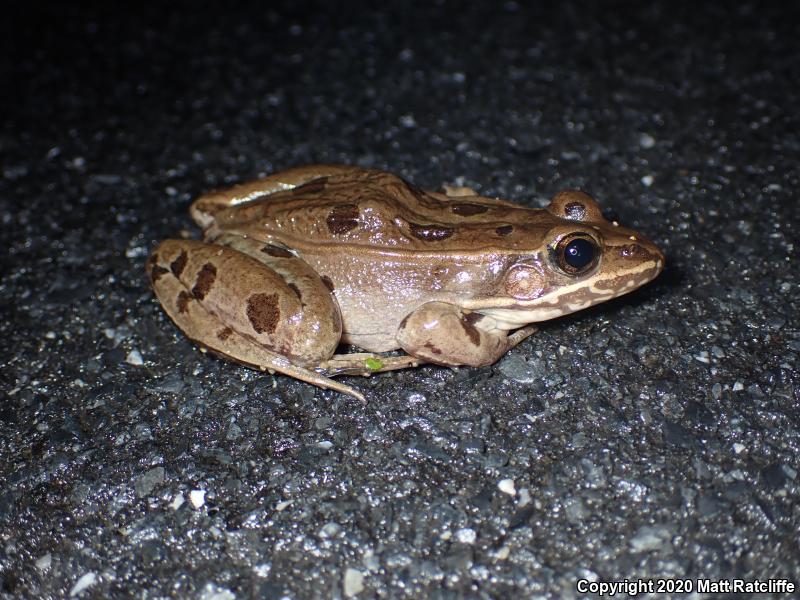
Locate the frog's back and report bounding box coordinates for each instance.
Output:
[209,167,553,254]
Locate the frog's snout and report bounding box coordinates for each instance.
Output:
[617,234,665,282]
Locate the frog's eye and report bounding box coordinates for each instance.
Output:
[555,234,599,275]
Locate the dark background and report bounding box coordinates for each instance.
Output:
[2,2,799,598]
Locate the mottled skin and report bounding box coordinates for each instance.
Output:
[147,165,664,400]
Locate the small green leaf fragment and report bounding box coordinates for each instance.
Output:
[365,357,383,371]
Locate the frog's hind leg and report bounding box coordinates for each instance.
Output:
[190,165,369,226]
[147,239,365,402]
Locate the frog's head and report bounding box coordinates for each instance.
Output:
[471,190,665,328]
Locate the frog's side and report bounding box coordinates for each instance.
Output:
[147,165,664,401]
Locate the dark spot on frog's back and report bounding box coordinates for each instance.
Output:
[495,225,514,236]
[247,292,280,335]
[192,263,217,300]
[217,327,233,341]
[170,250,188,277]
[262,244,293,258]
[292,177,328,195]
[409,222,454,241]
[451,203,488,216]
[327,204,360,234]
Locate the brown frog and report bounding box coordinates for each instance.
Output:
[147,165,664,400]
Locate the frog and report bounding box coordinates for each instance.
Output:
[147,165,664,401]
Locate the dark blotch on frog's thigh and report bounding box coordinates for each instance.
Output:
[326,204,360,234]
[423,341,443,355]
[451,203,488,216]
[463,312,484,326]
[459,317,481,346]
[320,275,335,292]
[217,327,233,341]
[177,291,193,313]
[247,292,280,335]
[192,263,217,300]
[150,264,169,283]
[409,222,454,241]
[262,244,294,258]
[495,225,514,236]
[563,202,586,220]
[170,250,188,277]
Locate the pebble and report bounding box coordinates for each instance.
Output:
[125,349,143,366]
[629,524,673,552]
[455,528,476,544]
[35,553,51,571]
[639,133,656,148]
[134,467,165,498]
[198,583,235,600]
[69,572,97,597]
[497,479,516,496]
[343,568,365,597]
[190,490,206,508]
[497,354,538,383]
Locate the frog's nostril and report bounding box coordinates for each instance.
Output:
[619,243,649,259]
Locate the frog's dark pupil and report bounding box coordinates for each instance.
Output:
[564,238,595,270]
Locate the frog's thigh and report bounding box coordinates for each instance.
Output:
[147,239,341,366]
[396,301,522,367]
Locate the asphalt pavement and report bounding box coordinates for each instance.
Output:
[1,2,798,598]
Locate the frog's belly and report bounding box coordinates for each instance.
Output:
[302,254,445,352]
[334,285,424,352]
[334,302,412,352]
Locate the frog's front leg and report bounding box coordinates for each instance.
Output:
[395,302,537,367]
[147,238,365,401]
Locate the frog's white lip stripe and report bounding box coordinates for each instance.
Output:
[467,257,663,329]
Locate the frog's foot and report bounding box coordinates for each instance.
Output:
[205,336,366,403]
[506,324,538,346]
[396,302,538,367]
[319,352,423,377]
[190,165,369,226]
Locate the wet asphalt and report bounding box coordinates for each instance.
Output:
[1,2,799,598]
